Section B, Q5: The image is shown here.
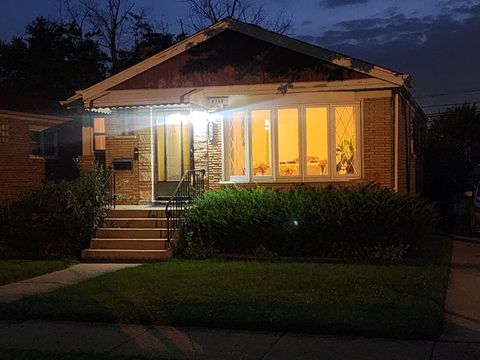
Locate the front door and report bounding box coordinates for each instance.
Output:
[154,110,193,198]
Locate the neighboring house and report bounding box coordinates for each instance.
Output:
[62,18,426,205]
[0,109,78,202]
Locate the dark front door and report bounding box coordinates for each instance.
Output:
[154,110,193,198]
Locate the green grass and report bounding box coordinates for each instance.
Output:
[0,348,167,360]
[0,259,74,285]
[0,255,450,340]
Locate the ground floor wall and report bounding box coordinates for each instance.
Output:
[79,90,421,204]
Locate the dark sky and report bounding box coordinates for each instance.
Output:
[1,0,479,113]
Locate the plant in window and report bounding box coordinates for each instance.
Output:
[319,159,328,175]
[336,138,355,174]
[254,162,270,176]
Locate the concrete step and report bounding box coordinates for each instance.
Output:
[109,209,167,219]
[82,248,172,262]
[104,218,171,228]
[96,228,169,239]
[90,238,168,250]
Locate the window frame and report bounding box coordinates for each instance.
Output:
[93,117,106,151]
[222,101,362,183]
[331,103,362,181]
[30,129,58,159]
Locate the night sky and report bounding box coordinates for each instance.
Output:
[1,0,479,113]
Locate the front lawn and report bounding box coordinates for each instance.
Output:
[0,259,74,286]
[0,257,449,339]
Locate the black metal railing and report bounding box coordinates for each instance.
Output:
[165,169,206,247]
[104,167,116,209]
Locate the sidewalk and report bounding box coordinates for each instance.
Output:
[0,319,479,360]
[442,238,480,342]
[0,263,140,303]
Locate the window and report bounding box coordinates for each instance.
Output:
[306,107,329,176]
[251,110,272,177]
[227,111,247,180]
[117,110,135,136]
[0,123,8,143]
[334,106,358,176]
[224,103,360,182]
[30,130,58,159]
[93,117,106,150]
[278,108,300,177]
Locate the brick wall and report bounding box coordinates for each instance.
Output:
[363,97,394,189]
[0,118,45,203]
[105,111,139,204]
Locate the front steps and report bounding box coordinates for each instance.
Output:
[82,207,176,262]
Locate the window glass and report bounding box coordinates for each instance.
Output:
[165,113,183,181]
[228,111,246,177]
[278,108,299,176]
[251,109,272,176]
[43,131,56,157]
[306,107,329,176]
[30,131,41,156]
[335,106,357,175]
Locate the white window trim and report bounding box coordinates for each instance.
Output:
[222,101,362,183]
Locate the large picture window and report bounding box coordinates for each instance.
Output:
[251,109,272,177]
[224,103,360,182]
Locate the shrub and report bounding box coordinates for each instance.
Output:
[177,185,438,261]
[2,164,108,257]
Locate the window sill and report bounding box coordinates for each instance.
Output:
[108,135,136,140]
[221,178,364,184]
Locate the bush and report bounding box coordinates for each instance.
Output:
[177,185,438,261]
[2,164,108,257]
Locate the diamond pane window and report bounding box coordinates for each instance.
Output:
[228,111,246,177]
[335,106,357,175]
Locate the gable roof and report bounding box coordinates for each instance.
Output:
[61,18,411,107]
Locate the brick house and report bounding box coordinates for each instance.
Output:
[0,110,75,202]
[62,18,426,205]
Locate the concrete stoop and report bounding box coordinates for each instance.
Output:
[82,207,177,262]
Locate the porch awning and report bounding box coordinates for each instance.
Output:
[81,88,203,109]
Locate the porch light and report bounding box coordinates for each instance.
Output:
[191,110,208,134]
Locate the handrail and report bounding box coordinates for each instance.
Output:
[104,167,116,209]
[165,169,206,248]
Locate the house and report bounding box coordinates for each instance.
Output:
[0,109,77,202]
[62,18,426,206]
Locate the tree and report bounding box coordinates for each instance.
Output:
[0,17,107,112]
[424,104,480,220]
[185,0,293,34]
[64,0,158,73]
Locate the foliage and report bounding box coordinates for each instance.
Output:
[0,17,107,112]
[2,165,108,257]
[335,138,355,174]
[424,103,480,225]
[178,185,438,260]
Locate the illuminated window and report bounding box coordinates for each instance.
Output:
[306,107,329,176]
[227,111,246,179]
[278,108,299,177]
[93,117,106,150]
[0,123,8,143]
[335,106,357,175]
[223,103,359,182]
[251,110,272,177]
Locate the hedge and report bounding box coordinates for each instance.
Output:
[177,185,438,261]
[0,164,108,257]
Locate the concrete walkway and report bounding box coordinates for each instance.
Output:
[0,263,140,303]
[442,238,480,342]
[0,320,478,359]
